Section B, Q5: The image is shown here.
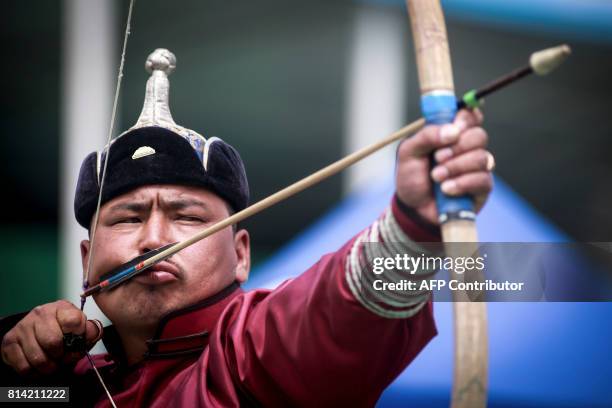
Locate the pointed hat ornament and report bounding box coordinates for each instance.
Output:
[122,48,206,142]
[113,48,223,171]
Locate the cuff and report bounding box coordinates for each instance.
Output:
[392,195,441,242]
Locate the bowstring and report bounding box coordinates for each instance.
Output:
[82,0,135,306]
[86,353,118,408]
[79,1,136,406]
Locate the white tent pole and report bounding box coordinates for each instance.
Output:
[60,0,116,327]
[343,5,406,194]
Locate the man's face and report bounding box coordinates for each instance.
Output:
[80,185,250,333]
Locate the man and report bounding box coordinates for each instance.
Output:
[0,49,493,406]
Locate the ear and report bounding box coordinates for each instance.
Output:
[233,229,250,283]
[80,240,91,281]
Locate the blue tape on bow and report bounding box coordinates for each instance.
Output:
[421,92,475,222]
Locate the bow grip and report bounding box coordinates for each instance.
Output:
[421,92,475,224]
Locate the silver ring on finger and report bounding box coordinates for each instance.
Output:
[485,152,495,172]
[88,319,104,344]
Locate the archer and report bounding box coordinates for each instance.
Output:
[0,48,493,407]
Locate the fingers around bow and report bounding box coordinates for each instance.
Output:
[431,149,494,183]
[439,172,494,213]
[455,108,484,128]
[433,125,488,164]
[399,108,484,159]
[439,172,494,196]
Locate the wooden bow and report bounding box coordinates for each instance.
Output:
[406,1,488,407]
[76,1,572,405]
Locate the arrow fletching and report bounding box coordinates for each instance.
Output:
[530,44,571,76]
[81,242,177,298]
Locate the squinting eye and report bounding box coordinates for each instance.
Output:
[178,216,204,223]
[115,217,141,225]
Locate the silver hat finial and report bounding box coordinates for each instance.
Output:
[132,48,178,129]
[112,48,211,169]
[145,48,176,74]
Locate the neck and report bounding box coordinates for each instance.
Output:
[103,282,242,365]
[115,323,156,365]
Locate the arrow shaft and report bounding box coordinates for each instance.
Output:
[82,117,427,298]
[458,65,532,110]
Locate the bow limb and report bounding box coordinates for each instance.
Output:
[405,1,488,407]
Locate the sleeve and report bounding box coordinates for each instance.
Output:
[207,199,441,407]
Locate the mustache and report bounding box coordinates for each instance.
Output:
[95,245,183,284]
[149,256,184,278]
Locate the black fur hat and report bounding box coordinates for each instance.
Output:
[74,49,248,228]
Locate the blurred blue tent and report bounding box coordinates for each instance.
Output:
[246,178,612,407]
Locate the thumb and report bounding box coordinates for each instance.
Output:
[56,306,87,335]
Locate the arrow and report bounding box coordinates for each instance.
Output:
[81,242,177,297]
[458,44,571,110]
[80,44,571,300]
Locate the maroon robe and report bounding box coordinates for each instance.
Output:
[2,199,439,407]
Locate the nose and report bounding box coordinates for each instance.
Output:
[138,212,171,253]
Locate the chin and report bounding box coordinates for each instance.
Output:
[99,289,181,329]
[134,292,180,316]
